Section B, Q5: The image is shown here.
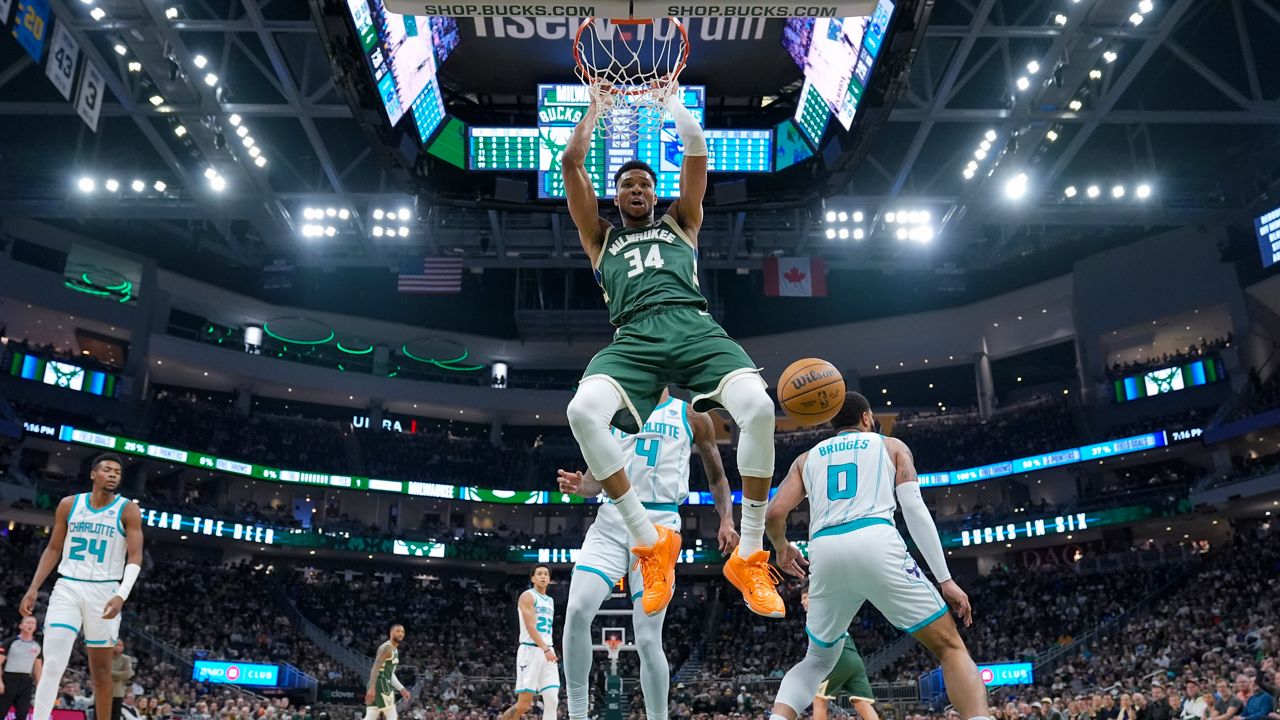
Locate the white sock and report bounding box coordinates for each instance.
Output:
[34,626,76,720]
[616,489,660,547]
[738,499,767,557]
[771,714,790,720]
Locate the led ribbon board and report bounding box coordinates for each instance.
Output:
[55,425,1174,503]
[7,352,120,397]
[977,663,1034,687]
[1113,358,1225,402]
[946,504,1155,549]
[192,661,280,687]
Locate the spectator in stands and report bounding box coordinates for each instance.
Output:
[1241,674,1275,720]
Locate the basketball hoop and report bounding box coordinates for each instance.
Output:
[573,17,690,145]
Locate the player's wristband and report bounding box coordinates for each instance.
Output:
[114,563,141,601]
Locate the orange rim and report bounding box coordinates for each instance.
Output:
[573,17,690,97]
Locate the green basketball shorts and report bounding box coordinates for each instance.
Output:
[581,305,762,433]
[817,637,875,703]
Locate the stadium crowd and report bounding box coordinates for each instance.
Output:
[1105,336,1232,382]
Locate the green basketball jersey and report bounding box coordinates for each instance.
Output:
[375,642,399,696]
[593,214,705,326]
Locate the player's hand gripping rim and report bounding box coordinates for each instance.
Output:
[939,580,973,627]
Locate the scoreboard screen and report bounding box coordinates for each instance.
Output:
[706,129,773,173]
[469,127,539,171]
[536,84,706,199]
[1256,204,1280,268]
[794,77,831,148]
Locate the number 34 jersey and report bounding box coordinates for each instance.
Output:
[593,214,706,327]
[802,432,898,540]
[59,493,130,581]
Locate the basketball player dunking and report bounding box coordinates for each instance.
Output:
[364,624,410,720]
[762,393,990,720]
[19,453,143,720]
[503,566,559,720]
[556,389,738,720]
[561,89,785,619]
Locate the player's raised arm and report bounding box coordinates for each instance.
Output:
[690,409,738,554]
[664,90,708,237]
[883,436,971,626]
[765,453,810,578]
[20,496,74,616]
[561,97,611,258]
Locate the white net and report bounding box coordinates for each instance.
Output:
[573,18,689,145]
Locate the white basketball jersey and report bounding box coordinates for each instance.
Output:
[58,493,130,581]
[605,397,693,508]
[518,589,555,645]
[802,432,897,539]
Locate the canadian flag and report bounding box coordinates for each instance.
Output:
[764,256,828,297]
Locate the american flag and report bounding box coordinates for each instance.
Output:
[397,256,463,294]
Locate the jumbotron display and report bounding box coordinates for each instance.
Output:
[467,85,774,198]
[1112,358,1225,403]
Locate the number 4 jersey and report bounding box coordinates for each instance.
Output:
[801,432,898,540]
[593,214,706,327]
[59,493,130,581]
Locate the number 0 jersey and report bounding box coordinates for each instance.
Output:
[593,214,706,326]
[802,432,898,540]
[58,493,130,581]
[518,589,555,646]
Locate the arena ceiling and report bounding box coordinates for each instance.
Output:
[1,0,1279,277]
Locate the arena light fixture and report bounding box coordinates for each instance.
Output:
[1138,0,1153,12]
[373,226,386,238]
[174,125,187,137]
[339,209,351,220]
[1046,129,1059,142]
[373,208,386,220]
[128,61,142,73]
[193,54,208,69]
[242,136,254,148]
[89,7,105,20]
[1026,60,1040,74]
[895,228,908,241]
[963,167,976,180]
[885,211,896,223]
[837,211,848,222]
[853,228,865,240]
[975,148,988,160]
[1136,183,1152,199]
[1112,184,1126,198]
[398,208,411,222]
[1064,185,1078,198]
[825,210,836,223]
[837,228,849,240]
[248,146,261,158]
[979,139,991,151]
[852,211,864,223]
[204,73,218,86]
[1129,12,1143,25]
[324,226,337,237]
[204,167,218,180]
[1053,13,1067,25]
[1103,50,1118,64]
[1089,69,1103,80]
[397,227,410,238]
[148,94,164,106]
[984,129,997,142]
[1068,99,1083,111]
[1004,172,1029,200]
[228,114,242,126]
[165,6,179,18]
[103,178,119,192]
[1016,76,1031,91]
[131,179,145,192]
[209,175,226,192]
[235,126,248,138]
[1086,185,1101,198]
[153,180,167,192]
[113,42,127,55]
[254,156,267,168]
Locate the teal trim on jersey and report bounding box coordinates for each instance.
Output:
[84,494,122,514]
[812,517,893,539]
[680,402,693,446]
[538,685,560,693]
[520,642,540,647]
[641,502,680,512]
[900,607,948,634]
[84,639,111,645]
[70,493,82,519]
[630,591,643,602]
[653,397,675,412]
[515,689,536,695]
[60,576,121,583]
[805,627,848,648]
[573,565,616,590]
[49,623,80,635]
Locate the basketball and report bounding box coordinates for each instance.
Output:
[777,358,846,425]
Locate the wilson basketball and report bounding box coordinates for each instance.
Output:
[777,358,846,426]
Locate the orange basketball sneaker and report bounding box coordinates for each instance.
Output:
[632,525,682,616]
[723,549,786,618]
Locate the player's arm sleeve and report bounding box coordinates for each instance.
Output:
[895,480,952,584]
[664,92,707,233]
[390,673,405,692]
